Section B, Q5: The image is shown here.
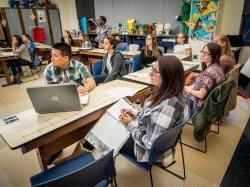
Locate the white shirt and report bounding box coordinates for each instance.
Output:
[173,43,191,55]
[106,53,112,74]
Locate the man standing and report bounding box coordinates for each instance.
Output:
[95,16,111,48]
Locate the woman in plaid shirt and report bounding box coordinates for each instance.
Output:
[119,56,189,163]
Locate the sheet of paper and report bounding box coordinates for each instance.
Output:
[107,98,136,121]
[79,94,90,105]
[104,87,141,99]
[0,52,16,56]
[129,72,150,78]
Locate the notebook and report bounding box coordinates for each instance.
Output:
[85,98,136,156]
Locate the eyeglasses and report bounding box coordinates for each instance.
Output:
[151,67,160,75]
[200,50,211,56]
[146,37,152,40]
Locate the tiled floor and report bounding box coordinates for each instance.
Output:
[0,75,249,187]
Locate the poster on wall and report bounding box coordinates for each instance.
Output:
[37,10,46,23]
[186,0,219,41]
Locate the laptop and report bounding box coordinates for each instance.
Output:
[26,84,88,114]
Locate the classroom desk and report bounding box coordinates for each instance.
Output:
[0,52,18,86]
[79,48,141,67]
[35,45,83,62]
[124,60,200,85]
[0,80,150,171]
[0,47,12,52]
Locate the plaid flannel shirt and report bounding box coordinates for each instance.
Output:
[127,92,189,162]
[44,60,92,86]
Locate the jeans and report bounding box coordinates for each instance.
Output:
[187,98,198,119]
[8,58,32,76]
[119,136,135,157]
[94,74,107,84]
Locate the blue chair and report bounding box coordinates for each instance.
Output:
[132,54,142,72]
[30,150,117,187]
[121,124,186,187]
[117,42,129,51]
[92,60,102,76]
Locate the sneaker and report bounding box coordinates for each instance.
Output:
[161,152,174,167]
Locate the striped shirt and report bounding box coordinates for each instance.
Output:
[127,92,189,162]
[44,60,92,85]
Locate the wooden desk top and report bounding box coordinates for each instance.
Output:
[0,47,12,51]
[79,48,140,58]
[0,52,18,61]
[0,80,148,149]
[124,61,199,85]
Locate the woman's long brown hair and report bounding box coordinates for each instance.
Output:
[149,56,185,108]
[201,43,222,71]
[145,34,161,57]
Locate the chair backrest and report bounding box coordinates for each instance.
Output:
[117,42,128,51]
[132,54,142,72]
[192,76,235,142]
[224,64,241,114]
[129,44,140,51]
[92,60,102,76]
[158,46,165,54]
[31,150,115,187]
[148,124,185,166]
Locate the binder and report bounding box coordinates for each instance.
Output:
[85,98,136,156]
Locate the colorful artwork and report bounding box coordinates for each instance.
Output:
[187,0,219,41]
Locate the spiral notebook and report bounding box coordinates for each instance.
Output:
[85,98,136,156]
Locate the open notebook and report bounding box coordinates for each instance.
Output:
[85,98,136,156]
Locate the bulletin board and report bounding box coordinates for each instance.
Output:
[48,9,62,43]
[4,9,23,36]
[186,0,219,41]
[20,9,36,36]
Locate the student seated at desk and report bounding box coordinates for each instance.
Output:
[44,42,96,94]
[184,43,225,116]
[8,35,32,84]
[213,34,235,74]
[94,36,127,84]
[213,34,233,56]
[173,32,191,57]
[21,34,35,54]
[79,33,92,48]
[61,30,74,46]
[140,34,162,68]
[119,56,188,163]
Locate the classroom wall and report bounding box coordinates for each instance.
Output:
[94,0,182,32]
[215,0,249,65]
[53,0,79,31]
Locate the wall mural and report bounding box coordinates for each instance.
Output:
[186,0,219,41]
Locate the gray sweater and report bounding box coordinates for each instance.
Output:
[13,44,31,62]
[101,50,127,83]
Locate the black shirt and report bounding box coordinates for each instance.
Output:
[140,48,162,68]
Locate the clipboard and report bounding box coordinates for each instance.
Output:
[85,98,136,156]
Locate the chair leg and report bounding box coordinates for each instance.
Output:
[181,136,207,153]
[149,169,154,187]
[179,135,186,179]
[210,120,220,134]
[113,177,118,187]
[156,136,186,180]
